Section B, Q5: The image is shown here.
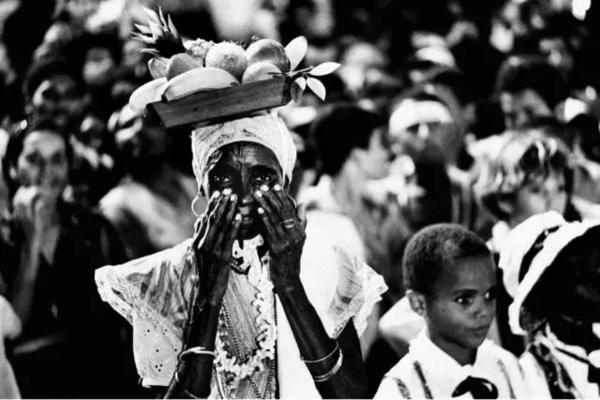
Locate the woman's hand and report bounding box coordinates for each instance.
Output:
[253,184,307,291]
[195,188,241,306]
[12,186,57,245]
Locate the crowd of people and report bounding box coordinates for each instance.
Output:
[1,0,600,398]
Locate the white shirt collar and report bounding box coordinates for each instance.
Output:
[409,329,496,396]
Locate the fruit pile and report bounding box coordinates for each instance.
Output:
[130,8,339,113]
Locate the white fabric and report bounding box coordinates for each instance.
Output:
[302,175,366,261]
[0,296,21,399]
[520,325,600,398]
[95,230,387,396]
[503,214,600,335]
[498,211,565,301]
[191,112,297,186]
[374,329,528,399]
[389,99,453,135]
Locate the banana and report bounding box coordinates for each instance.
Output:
[161,67,239,101]
[129,77,168,112]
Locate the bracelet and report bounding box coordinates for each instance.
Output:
[301,341,340,364]
[182,388,203,399]
[178,346,216,362]
[312,350,344,383]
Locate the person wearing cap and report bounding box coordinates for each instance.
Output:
[94,44,386,398]
[498,211,600,398]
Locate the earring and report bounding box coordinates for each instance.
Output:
[191,196,203,217]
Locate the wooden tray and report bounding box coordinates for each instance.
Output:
[146,76,293,130]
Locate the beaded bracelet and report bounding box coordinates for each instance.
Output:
[301,341,340,364]
[312,350,344,383]
[178,346,216,362]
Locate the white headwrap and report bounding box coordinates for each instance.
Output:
[191,111,297,187]
[499,211,600,335]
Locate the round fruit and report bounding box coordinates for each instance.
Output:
[242,61,282,83]
[245,39,291,73]
[204,42,248,81]
[166,53,201,80]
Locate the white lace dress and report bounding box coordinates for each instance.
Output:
[95,227,387,398]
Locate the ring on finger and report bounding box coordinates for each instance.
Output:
[282,218,295,229]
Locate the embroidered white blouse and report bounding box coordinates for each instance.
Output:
[374,329,528,399]
[95,227,386,398]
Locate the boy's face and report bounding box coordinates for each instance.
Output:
[423,256,497,364]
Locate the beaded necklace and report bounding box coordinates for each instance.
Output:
[214,238,278,398]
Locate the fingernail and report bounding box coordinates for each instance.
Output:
[258,207,264,214]
[274,184,281,191]
[230,194,237,201]
[235,213,241,221]
[261,185,269,192]
[255,190,262,198]
[223,188,232,195]
[213,191,220,198]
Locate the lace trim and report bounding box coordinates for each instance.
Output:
[96,266,182,346]
[330,246,388,337]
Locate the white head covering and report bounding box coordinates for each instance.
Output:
[191,111,297,187]
[499,211,600,335]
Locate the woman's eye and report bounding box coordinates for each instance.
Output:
[255,174,272,183]
[212,174,231,184]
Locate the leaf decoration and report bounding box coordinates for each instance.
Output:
[148,21,163,37]
[285,36,308,71]
[306,77,326,101]
[158,7,168,26]
[143,7,160,24]
[135,23,152,35]
[291,79,306,103]
[309,62,340,77]
[167,15,179,38]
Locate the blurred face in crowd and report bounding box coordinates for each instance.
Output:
[15,129,69,200]
[206,143,284,240]
[388,98,455,164]
[499,89,552,130]
[417,256,497,365]
[83,46,116,87]
[115,108,170,179]
[353,127,390,180]
[29,74,85,132]
[540,37,574,76]
[509,171,567,227]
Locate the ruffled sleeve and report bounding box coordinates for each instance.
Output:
[95,240,196,387]
[298,228,387,339]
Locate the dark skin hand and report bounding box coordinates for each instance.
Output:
[163,143,368,398]
[164,188,240,399]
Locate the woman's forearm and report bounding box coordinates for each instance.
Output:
[11,241,41,324]
[275,278,369,399]
[164,297,222,398]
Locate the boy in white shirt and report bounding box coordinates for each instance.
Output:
[375,223,527,399]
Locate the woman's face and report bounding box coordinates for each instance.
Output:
[511,171,567,226]
[15,130,69,199]
[206,142,284,240]
[30,75,84,131]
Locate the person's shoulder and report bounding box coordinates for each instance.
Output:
[106,239,193,271]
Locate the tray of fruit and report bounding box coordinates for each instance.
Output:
[129,8,339,130]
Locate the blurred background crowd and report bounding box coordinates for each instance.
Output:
[1,0,600,397]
